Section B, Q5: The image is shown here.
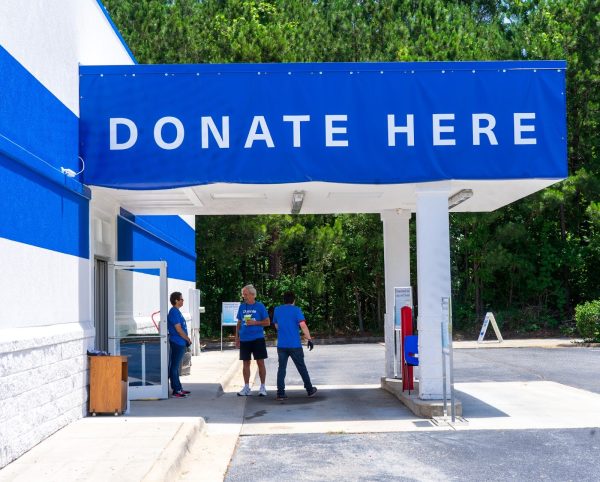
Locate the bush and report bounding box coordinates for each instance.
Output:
[575,300,600,342]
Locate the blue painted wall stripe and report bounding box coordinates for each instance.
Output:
[0,46,80,178]
[0,46,89,258]
[0,153,90,258]
[118,214,196,282]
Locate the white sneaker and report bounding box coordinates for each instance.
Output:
[237,385,251,396]
[258,385,268,397]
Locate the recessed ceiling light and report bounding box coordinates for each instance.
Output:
[327,192,383,199]
[448,189,473,209]
[211,193,267,199]
[291,191,305,214]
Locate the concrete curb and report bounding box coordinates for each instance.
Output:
[204,337,592,350]
[141,419,206,482]
[453,338,582,349]
[204,337,385,350]
[142,356,241,481]
[217,358,243,394]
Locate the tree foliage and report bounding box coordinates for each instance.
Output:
[103,0,599,336]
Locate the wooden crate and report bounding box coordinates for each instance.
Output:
[88,356,128,416]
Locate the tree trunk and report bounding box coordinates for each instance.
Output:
[376,275,383,330]
[474,261,482,321]
[354,287,364,334]
[269,227,282,278]
[241,257,247,286]
[559,202,572,318]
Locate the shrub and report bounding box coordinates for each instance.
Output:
[574,300,600,342]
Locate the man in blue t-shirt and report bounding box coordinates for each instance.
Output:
[167,291,192,398]
[273,291,317,401]
[235,284,270,397]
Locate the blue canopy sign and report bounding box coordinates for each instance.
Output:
[79,61,567,190]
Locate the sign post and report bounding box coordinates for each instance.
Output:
[440,297,455,422]
[221,302,240,351]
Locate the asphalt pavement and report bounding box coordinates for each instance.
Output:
[226,343,600,482]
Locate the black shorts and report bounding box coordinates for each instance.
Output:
[239,338,268,361]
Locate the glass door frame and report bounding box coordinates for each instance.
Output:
[108,260,168,400]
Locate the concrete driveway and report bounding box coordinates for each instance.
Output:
[226,343,600,481]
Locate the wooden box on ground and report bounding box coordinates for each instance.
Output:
[89,355,128,416]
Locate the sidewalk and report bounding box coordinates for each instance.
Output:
[0,349,248,482]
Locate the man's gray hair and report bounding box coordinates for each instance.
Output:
[242,284,257,296]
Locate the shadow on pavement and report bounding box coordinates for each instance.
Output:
[242,386,416,425]
[454,389,509,418]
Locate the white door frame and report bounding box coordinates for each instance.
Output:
[108,260,168,400]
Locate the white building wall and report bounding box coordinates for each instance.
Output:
[0,239,92,329]
[0,0,133,115]
[0,0,135,468]
[0,323,94,468]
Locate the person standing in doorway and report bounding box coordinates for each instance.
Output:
[168,291,192,398]
[236,284,270,396]
[273,291,317,401]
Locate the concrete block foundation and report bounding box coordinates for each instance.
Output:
[381,377,462,418]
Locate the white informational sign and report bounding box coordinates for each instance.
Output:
[441,297,450,353]
[221,302,241,326]
[394,286,413,330]
[478,312,503,343]
[188,289,201,356]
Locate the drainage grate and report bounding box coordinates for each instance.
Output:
[412,421,433,428]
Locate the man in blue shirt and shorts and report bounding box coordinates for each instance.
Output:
[236,284,270,396]
[273,291,317,401]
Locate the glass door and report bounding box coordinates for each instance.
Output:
[108,261,168,400]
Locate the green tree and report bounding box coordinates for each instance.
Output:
[103,0,600,336]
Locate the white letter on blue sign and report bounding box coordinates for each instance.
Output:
[387,114,414,147]
[325,115,349,147]
[201,116,230,148]
[110,118,138,150]
[472,114,498,146]
[514,113,537,145]
[283,115,310,148]
[245,116,275,148]
[154,116,184,150]
[433,114,456,146]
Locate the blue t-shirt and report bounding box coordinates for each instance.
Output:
[237,302,268,341]
[167,306,188,346]
[273,304,305,348]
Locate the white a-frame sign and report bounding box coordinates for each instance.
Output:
[477,312,503,343]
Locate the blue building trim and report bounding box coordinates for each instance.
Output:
[0,133,91,201]
[80,60,566,76]
[95,0,137,64]
[0,47,81,180]
[0,152,90,258]
[0,46,89,258]
[118,212,196,282]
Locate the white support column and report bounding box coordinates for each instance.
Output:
[381,209,411,378]
[415,185,451,400]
